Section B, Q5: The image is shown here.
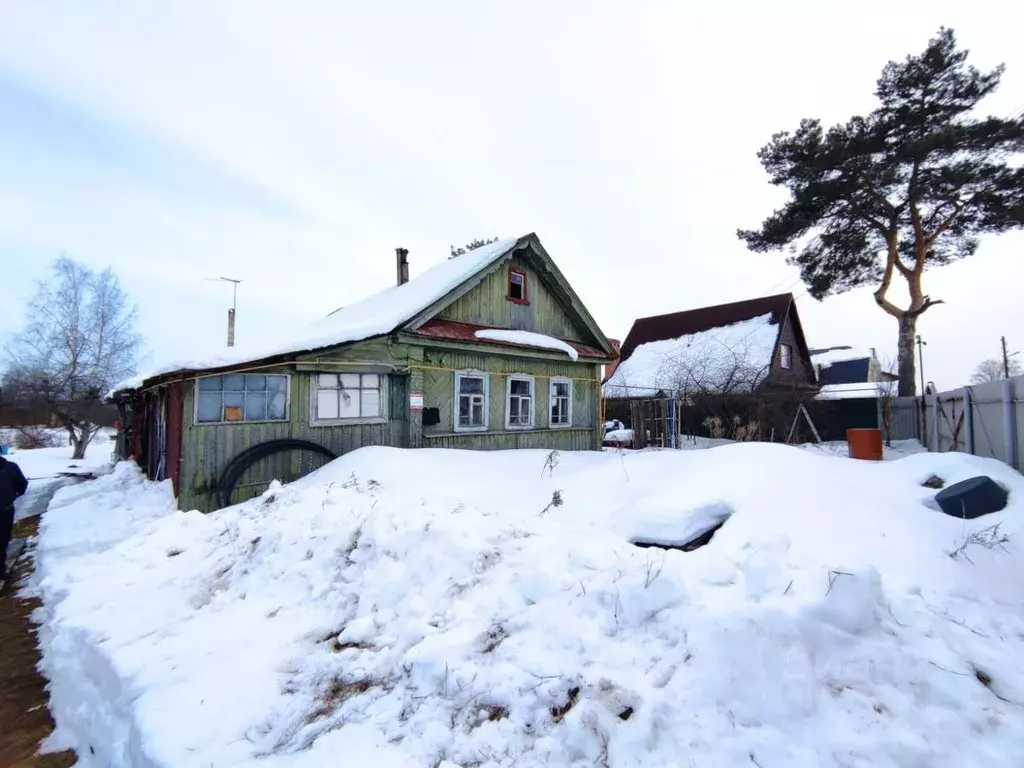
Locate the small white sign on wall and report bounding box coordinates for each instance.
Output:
[409,392,424,411]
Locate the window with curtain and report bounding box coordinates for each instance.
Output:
[550,378,572,427]
[506,375,534,428]
[455,372,488,430]
[314,373,383,421]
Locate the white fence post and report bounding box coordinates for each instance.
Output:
[1003,378,1018,470]
[963,387,975,455]
[932,396,941,452]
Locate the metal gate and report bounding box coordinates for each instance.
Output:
[935,395,967,453]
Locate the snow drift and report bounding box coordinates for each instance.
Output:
[32,445,1024,767]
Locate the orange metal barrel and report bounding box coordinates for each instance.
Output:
[847,428,884,461]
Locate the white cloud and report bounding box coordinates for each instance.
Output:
[0,0,1021,388]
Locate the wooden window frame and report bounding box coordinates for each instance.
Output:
[507,268,529,305]
[454,370,489,432]
[549,377,573,428]
[310,372,388,427]
[505,373,536,430]
[779,343,793,370]
[194,373,291,425]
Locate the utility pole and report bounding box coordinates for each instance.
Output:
[916,333,928,447]
[916,334,927,395]
[205,277,242,347]
[1002,336,1020,379]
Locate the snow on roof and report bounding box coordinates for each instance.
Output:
[816,382,893,400]
[603,313,779,398]
[811,346,876,370]
[114,237,523,393]
[473,329,580,361]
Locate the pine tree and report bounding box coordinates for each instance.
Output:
[738,28,1024,395]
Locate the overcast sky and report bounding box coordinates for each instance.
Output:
[1,1,1021,389]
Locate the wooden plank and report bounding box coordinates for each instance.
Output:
[438,254,591,342]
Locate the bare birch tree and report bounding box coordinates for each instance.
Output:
[970,358,1020,384]
[2,256,140,458]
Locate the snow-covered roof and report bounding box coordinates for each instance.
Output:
[816,382,893,400]
[603,313,779,398]
[114,237,524,393]
[810,346,876,370]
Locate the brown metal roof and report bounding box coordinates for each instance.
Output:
[617,293,801,364]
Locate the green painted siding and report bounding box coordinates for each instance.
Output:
[438,255,589,342]
[179,364,409,512]
[422,429,595,451]
[418,347,601,451]
[297,336,411,365]
[173,332,603,511]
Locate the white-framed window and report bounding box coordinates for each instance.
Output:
[505,374,535,429]
[780,343,793,370]
[313,373,384,423]
[196,373,289,424]
[454,371,489,431]
[549,377,572,427]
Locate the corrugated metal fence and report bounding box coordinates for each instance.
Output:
[889,374,1023,471]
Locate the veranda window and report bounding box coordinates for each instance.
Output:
[196,374,289,423]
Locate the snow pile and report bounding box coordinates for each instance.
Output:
[602,428,634,444]
[33,446,1024,767]
[113,237,523,394]
[801,438,927,461]
[604,314,779,398]
[474,329,580,361]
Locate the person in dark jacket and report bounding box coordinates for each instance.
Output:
[0,455,29,580]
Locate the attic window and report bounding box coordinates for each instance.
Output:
[507,269,528,304]
[780,343,793,369]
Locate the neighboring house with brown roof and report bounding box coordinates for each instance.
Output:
[603,293,818,401]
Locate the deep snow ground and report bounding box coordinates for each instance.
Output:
[4,430,115,523]
[30,444,1024,767]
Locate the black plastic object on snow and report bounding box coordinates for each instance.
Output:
[934,476,1008,520]
[216,439,337,509]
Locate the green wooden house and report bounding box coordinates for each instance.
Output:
[112,233,617,511]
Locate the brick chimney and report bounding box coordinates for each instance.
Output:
[603,338,622,379]
[396,247,409,286]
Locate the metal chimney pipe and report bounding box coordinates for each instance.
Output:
[396,248,409,286]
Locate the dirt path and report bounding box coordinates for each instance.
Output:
[0,490,78,767]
